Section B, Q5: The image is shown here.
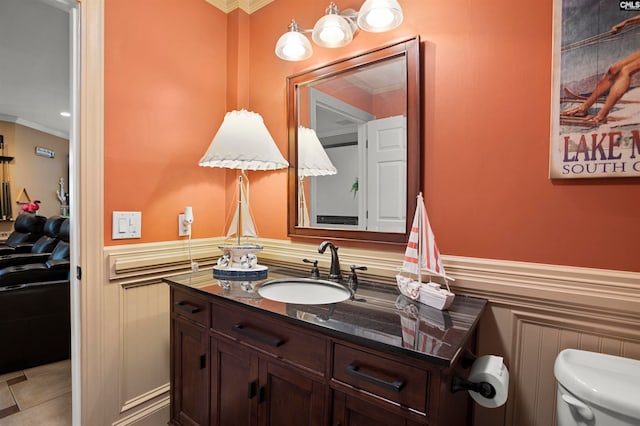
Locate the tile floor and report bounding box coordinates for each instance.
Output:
[0,360,71,425]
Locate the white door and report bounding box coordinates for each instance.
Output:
[365,115,406,232]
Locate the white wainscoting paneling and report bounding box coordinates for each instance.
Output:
[104,238,640,426]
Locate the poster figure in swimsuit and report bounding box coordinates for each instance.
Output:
[549,0,640,179]
[560,15,640,124]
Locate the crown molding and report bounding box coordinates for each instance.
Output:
[0,114,69,140]
[204,0,275,14]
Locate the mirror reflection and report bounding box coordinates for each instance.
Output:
[288,37,420,243]
[298,56,407,232]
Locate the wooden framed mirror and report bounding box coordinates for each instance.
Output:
[287,36,420,244]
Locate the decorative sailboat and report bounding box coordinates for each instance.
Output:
[213,171,268,280]
[396,192,455,310]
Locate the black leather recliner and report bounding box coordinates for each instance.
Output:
[0,280,70,374]
[0,214,47,255]
[0,218,70,286]
[0,216,67,270]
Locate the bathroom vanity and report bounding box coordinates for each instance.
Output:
[164,267,486,426]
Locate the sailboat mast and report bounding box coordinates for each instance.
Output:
[417,194,422,285]
[237,173,242,245]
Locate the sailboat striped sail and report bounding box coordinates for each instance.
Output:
[396,193,455,310]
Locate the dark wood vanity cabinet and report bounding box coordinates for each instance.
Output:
[209,303,327,426]
[171,290,211,426]
[329,341,472,426]
[332,390,423,426]
[168,278,481,426]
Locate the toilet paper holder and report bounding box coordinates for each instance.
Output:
[451,375,496,399]
[450,350,496,399]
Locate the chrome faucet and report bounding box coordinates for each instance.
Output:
[318,240,342,281]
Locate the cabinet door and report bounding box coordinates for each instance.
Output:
[332,391,423,426]
[172,319,209,426]
[211,338,259,426]
[260,360,326,426]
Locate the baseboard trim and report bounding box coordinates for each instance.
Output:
[112,395,169,426]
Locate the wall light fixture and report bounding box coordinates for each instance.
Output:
[275,0,404,61]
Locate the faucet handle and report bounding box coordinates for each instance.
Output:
[303,258,320,279]
[348,265,368,293]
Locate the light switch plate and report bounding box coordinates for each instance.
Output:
[112,211,142,239]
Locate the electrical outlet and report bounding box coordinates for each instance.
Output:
[178,214,190,236]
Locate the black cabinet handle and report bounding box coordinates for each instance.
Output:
[258,385,266,403]
[232,324,285,347]
[248,380,257,399]
[174,300,202,314]
[199,354,206,369]
[345,363,405,393]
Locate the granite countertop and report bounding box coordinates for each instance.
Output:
[163,266,487,367]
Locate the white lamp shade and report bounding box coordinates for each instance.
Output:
[312,13,353,48]
[199,110,289,171]
[275,30,313,61]
[357,0,403,32]
[298,126,337,176]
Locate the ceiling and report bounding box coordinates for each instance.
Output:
[0,0,70,139]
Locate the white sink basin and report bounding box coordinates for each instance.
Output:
[257,278,351,305]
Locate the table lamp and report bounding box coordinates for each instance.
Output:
[199,109,288,279]
[297,126,337,227]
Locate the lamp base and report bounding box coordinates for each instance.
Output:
[214,243,267,280]
[213,264,268,280]
[218,244,263,265]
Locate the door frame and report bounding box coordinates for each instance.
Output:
[74,0,105,424]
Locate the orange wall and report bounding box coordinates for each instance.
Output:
[104,0,640,273]
[248,0,640,273]
[105,0,229,242]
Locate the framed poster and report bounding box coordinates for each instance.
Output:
[550,0,640,178]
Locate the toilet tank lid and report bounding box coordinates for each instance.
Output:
[554,349,640,420]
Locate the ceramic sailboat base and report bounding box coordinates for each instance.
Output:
[418,282,455,311]
[213,244,268,280]
[396,275,455,311]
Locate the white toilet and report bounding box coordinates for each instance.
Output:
[554,349,640,426]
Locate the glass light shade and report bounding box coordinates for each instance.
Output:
[199,110,288,171]
[357,0,403,32]
[312,14,353,48]
[275,30,312,61]
[297,126,337,176]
